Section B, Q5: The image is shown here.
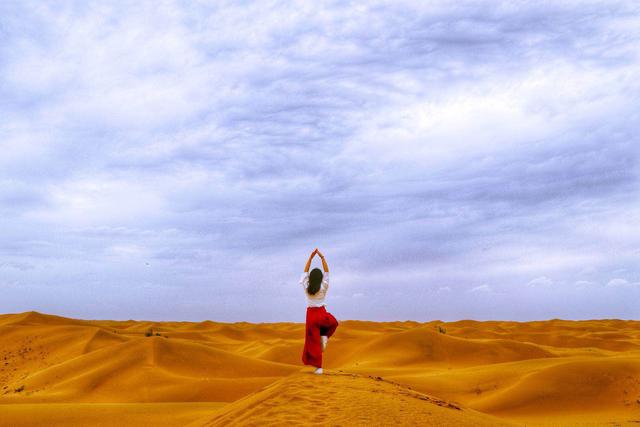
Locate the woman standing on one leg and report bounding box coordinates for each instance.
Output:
[300,248,339,375]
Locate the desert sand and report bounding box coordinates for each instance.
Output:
[1,311,640,426]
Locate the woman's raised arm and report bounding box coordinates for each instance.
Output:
[304,248,318,272]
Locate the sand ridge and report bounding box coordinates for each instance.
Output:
[189,370,517,427]
[2,311,640,426]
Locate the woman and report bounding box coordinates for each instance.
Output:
[300,248,339,375]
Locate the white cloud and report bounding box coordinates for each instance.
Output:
[469,284,492,293]
[527,276,553,288]
[606,278,640,287]
[575,280,596,288]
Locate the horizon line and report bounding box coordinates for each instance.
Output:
[3,310,638,325]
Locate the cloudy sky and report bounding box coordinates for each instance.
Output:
[1,1,639,322]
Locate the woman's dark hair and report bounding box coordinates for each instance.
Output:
[307,268,323,295]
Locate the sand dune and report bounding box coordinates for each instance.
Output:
[0,402,226,427]
[473,357,640,414]
[2,335,297,403]
[189,371,516,427]
[2,311,640,426]
[338,325,555,368]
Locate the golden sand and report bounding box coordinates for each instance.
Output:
[1,311,640,426]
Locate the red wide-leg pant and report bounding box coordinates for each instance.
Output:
[302,306,338,368]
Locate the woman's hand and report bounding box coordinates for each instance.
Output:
[305,248,328,272]
[316,250,329,272]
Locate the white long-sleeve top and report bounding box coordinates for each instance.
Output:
[300,271,330,307]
